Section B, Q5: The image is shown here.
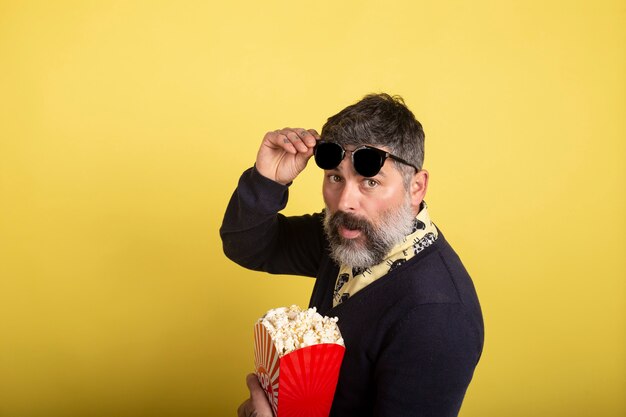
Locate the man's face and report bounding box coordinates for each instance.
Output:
[322,145,417,268]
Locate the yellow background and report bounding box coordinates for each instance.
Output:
[1,1,624,416]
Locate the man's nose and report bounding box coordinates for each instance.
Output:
[337,180,361,213]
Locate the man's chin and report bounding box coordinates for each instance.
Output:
[331,241,380,269]
[336,234,366,249]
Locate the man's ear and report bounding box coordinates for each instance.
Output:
[410,169,429,211]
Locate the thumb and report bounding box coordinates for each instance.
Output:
[246,374,274,417]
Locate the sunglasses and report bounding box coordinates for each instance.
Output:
[314,141,419,177]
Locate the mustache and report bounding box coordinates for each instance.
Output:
[327,211,374,235]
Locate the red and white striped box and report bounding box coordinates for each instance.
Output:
[254,321,345,417]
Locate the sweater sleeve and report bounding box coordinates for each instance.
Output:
[373,303,483,417]
[219,166,325,277]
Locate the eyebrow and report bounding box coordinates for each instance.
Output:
[375,169,387,178]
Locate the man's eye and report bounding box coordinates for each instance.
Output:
[365,179,378,188]
[329,175,342,183]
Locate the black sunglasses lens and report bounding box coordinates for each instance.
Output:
[315,142,344,169]
[353,148,384,177]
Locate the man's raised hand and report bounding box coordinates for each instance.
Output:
[255,128,320,185]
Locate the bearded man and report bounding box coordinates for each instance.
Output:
[220,93,484,417]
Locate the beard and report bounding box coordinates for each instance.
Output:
[323,196,415,269]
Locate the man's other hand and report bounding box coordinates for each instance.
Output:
[237,373,274,417]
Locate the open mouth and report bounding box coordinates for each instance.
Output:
[338,226,362,239]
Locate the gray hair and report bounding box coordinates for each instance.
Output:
[321,93,425,187]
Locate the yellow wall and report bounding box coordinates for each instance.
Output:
[1,1,624,416]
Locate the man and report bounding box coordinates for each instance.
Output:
[221,93,484,417]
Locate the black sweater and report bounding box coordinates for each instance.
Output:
[220,167,484,417]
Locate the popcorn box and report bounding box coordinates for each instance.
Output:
[254,321,345,417]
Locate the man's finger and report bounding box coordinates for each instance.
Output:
[307,128,321,140]
[278,129,309,153]
[267,130,297,154]
[294,128,317,148]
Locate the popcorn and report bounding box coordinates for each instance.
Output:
[259,305,344,356]
[254,305,346,417]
